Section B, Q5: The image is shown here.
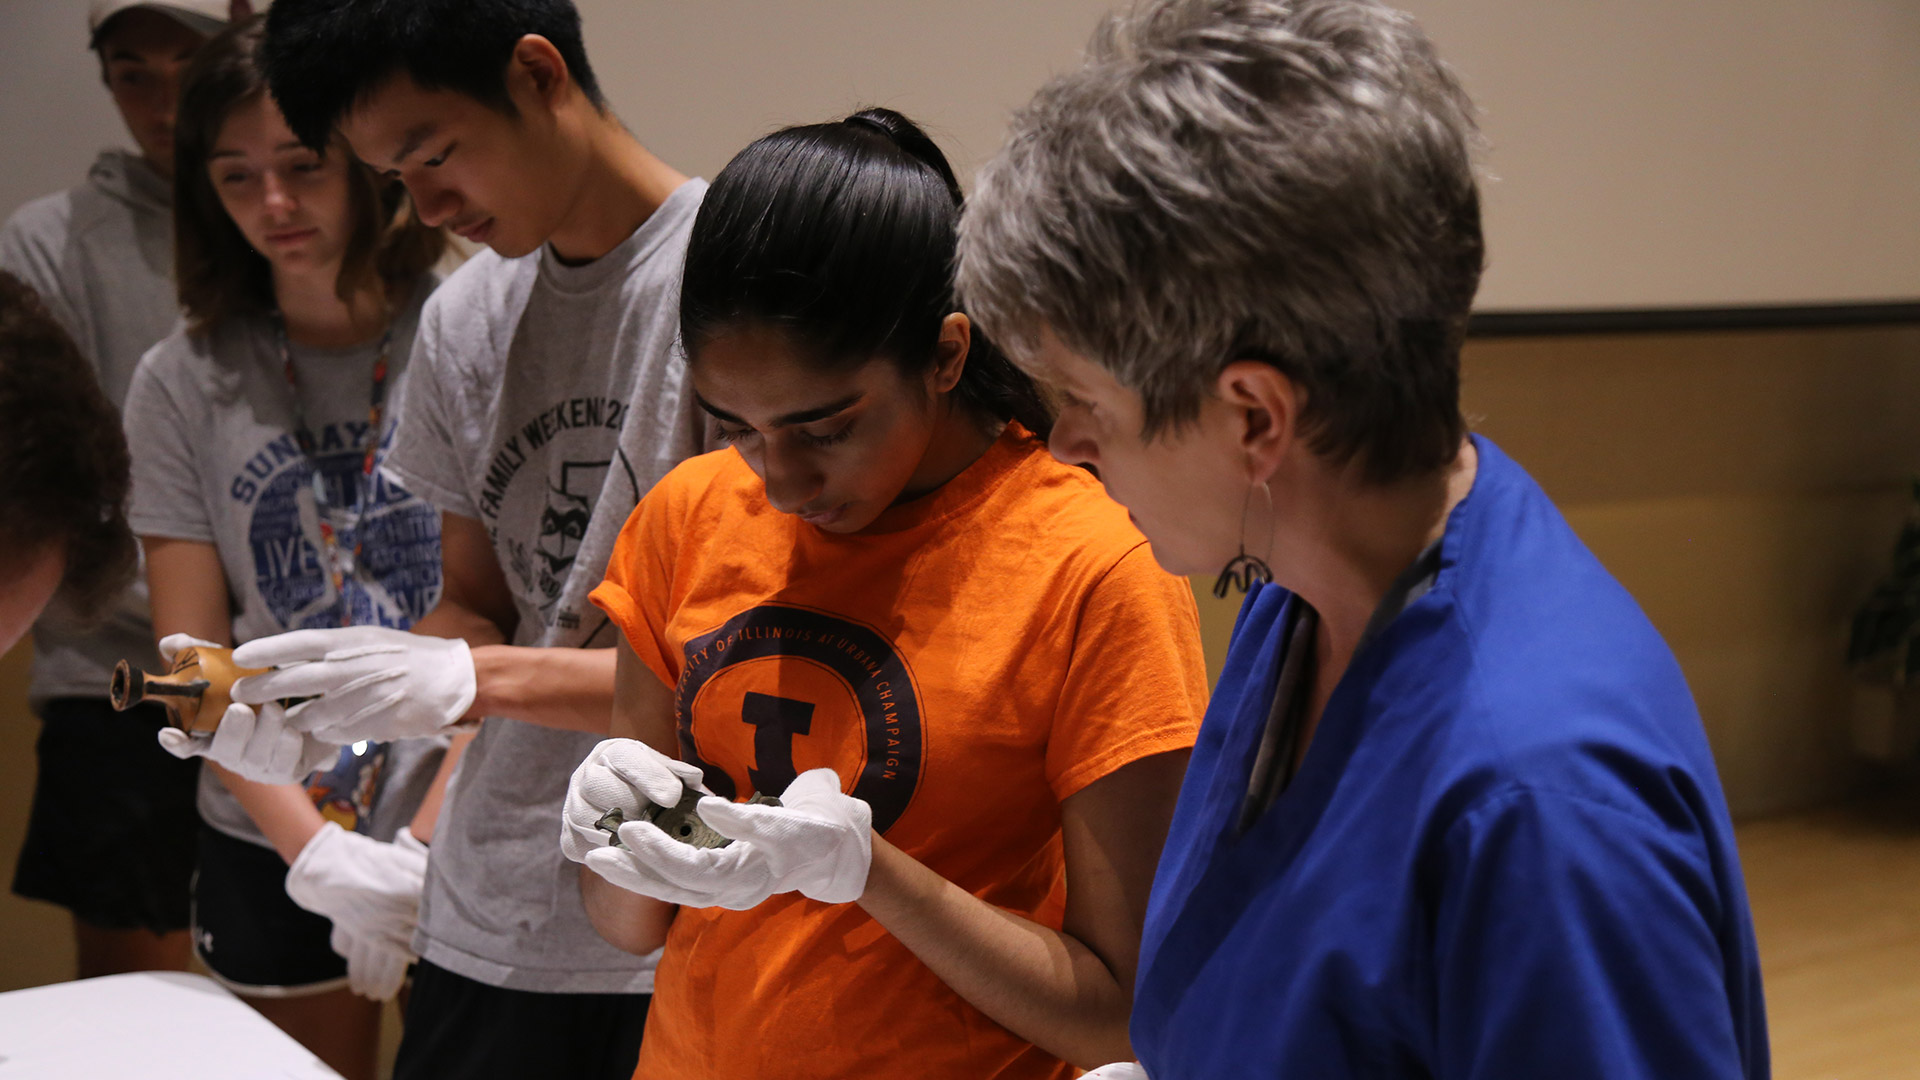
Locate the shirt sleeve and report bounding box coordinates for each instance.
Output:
[589,471,684,693]
[382,299,479,518]
[1433,788,1751,1080]
[1045,542,1209,801]
[123,348,215,543]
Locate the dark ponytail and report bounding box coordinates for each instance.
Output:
[680,107,1053,439]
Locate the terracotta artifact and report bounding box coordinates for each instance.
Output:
[110,645,268,734]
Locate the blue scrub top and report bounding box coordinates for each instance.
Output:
[1133,436,1767,1079]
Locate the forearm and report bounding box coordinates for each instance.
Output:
[208,762,327,865]
[468,645,616,733]
[410,589,618,732]
[856,835,1134,1068]
[410,594,509,648]
[579,864,676,956]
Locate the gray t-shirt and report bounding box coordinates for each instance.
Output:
[124,278,447,847]
[0,150,179,704]
[383,179,708,993]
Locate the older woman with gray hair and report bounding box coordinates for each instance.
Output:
[959,1,1768,1077]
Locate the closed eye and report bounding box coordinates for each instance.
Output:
[797,423,854,448]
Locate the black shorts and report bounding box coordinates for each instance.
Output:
[12,697,201,934]
[191,823,348,994]
[392,959,650,1080]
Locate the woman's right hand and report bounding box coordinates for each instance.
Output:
[559,738,711,864]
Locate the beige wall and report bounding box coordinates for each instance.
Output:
[0,2,134,225]
[580,0,1920,310]
[8,1,1916,308]
[1399,0,1920,309]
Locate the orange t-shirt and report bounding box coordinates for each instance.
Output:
[590,425,1207,1080]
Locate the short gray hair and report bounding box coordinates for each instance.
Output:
[958,0,1483,483]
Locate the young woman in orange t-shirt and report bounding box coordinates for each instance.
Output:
[563,108,1207,1080]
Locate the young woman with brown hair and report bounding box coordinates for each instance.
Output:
[121,17,447,1079]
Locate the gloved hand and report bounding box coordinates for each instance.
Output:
[560,738,712,865]
[581,768,872,910]
[1082,1064,1149,1080]
[230,627,477,744]
[329,923,412,1001]
[284,823,428,996]
[152,633,337,783]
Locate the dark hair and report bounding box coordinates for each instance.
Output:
[0,272,136,618]
[174,17,445,333]
[260,0,605,151]
[681,107,1053,439]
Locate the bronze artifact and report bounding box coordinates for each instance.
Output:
[597,791,782,850]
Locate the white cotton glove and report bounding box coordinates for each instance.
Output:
[285,823,428,1002]
[230,626,477,744]
[1082,1064,1149,1080]
[580,768,872,910]
[560,739,713,865]
[151,634,338,783]
[156,632,218,666]
[329,923,412,1001]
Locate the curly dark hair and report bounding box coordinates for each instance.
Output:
[0,272,137,619]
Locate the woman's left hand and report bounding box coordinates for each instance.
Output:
[582,769,872,910]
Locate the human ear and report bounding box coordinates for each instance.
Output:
[508,34,571,109]
[1214,359,1303,484]
[928,313,972,395]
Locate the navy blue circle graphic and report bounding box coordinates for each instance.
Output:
[674,604,923,835]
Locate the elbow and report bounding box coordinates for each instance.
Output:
[1064,1017,1137,1073]
[1058,958,1139,1070]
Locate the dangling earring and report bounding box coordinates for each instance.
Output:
[1213,478,1275,598]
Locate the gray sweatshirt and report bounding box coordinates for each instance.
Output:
[0,149,181,704]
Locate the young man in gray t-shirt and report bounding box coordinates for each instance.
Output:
[161,3,706,1077]
[2,0,235,982]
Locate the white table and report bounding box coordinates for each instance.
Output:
[0,972,343,1079]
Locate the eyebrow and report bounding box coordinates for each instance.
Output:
[390,123,439,167]
[208,141,311,161]
[694,392,865,429]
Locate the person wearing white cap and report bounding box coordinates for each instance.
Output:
[91,0,233,41]
[1,0,245,983]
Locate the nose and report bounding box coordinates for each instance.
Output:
[1046,410,1101,471]
[759,446,826,515]
[262,169,296,218]
[155,66,182,126]
[407,178,459,228]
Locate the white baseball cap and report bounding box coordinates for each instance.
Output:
[87,1,240,48]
